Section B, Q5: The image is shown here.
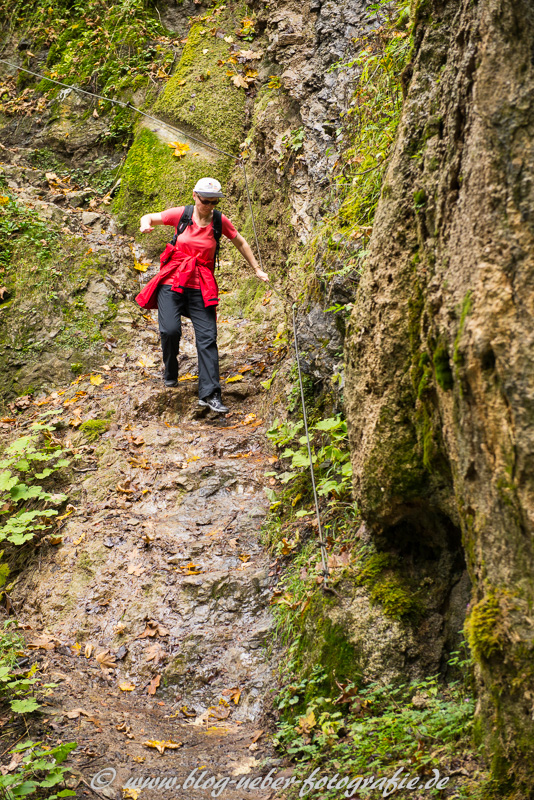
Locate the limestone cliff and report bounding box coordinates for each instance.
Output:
[345,0,534,789]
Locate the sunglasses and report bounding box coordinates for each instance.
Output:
[197,196,219,206]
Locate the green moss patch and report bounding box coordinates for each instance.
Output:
[79,419,110,442]
[115,12,247,243]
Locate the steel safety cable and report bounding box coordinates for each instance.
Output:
[0,58,331,583]
[241,169,330,583]
[291,303,330,583]
[0,59,237,160]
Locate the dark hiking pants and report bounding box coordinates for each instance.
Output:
[156,284,220,400]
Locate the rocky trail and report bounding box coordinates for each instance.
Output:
[0,159,288,798]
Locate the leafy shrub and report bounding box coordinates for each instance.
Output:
[0,420,70,547]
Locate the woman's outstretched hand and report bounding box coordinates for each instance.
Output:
[139,215,153,233]
[255,268,269,282]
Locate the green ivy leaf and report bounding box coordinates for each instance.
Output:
[10,485,46,501]
[0,471,18,492]
[10,697,40,713]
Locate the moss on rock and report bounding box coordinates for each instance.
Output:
[79,419,110,442]
[114,13,247,248]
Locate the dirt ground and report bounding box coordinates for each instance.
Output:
[1,284,290,799]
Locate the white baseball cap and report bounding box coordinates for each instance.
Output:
[193,177,225,198]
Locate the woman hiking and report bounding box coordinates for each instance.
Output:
[136,177,268,414]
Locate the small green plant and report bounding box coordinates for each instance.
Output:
[0,740,77,800]
[295,0,412,283]
[273,652,481,798]
[266,414,352,498]
[0,191,59,276]
[283,127,305,154]
[0,620,59,715]
[267,75,282,90]
[0,420,71,547]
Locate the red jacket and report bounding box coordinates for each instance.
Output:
[135,247,219,310]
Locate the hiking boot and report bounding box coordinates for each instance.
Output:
[164,378,178,387]
[198,391,228,414]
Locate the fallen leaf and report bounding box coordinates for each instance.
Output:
[84,643,94,658]
[147,675,161,696]
[127,564,146,577]
[178,372,197,381]
[28,635,57,650]
[117,480,135,494]
[178,562,202,575]
[222,687,241,704]
[2,753,23,773]
[142,739,182,755]
[66,708,91,719]
[231,74,249,89]
[145,644,165,664]
[137,354,155,368]
[123,788,139,800]
[92,108,99,118]
[139,621,170,639]
[226,374,244,383]
[95,650,116,671]
[251,729,263,743]
[238,553,250,563]
[119,681,136,692]
[238,49,263,59]
[296,709,316,734]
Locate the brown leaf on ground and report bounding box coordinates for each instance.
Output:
[95,650,116,671]
[231,74,249,89]
[147,675,161,696]
[251,729,263,743]
[119,682,136,692]
[139,621,170,639]
[84,643,94,658]
[142,740,183,755]
[237,49,263,59]
[178,563,202,575]
[1,752,23,774]
[65,708,91,719]
[145,644,165,664]
[27,635,57,650]
[222,687,241,705]
[117,480,135,494]
[127,564,146,577]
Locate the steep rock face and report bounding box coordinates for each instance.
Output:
[345,0,534,788]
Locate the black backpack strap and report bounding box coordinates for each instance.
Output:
[170,204,194,245]
[213,209,222,271]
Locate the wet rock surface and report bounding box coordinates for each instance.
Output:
[7,297,283,798]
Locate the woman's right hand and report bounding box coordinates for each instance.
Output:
[139,215,153,233]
